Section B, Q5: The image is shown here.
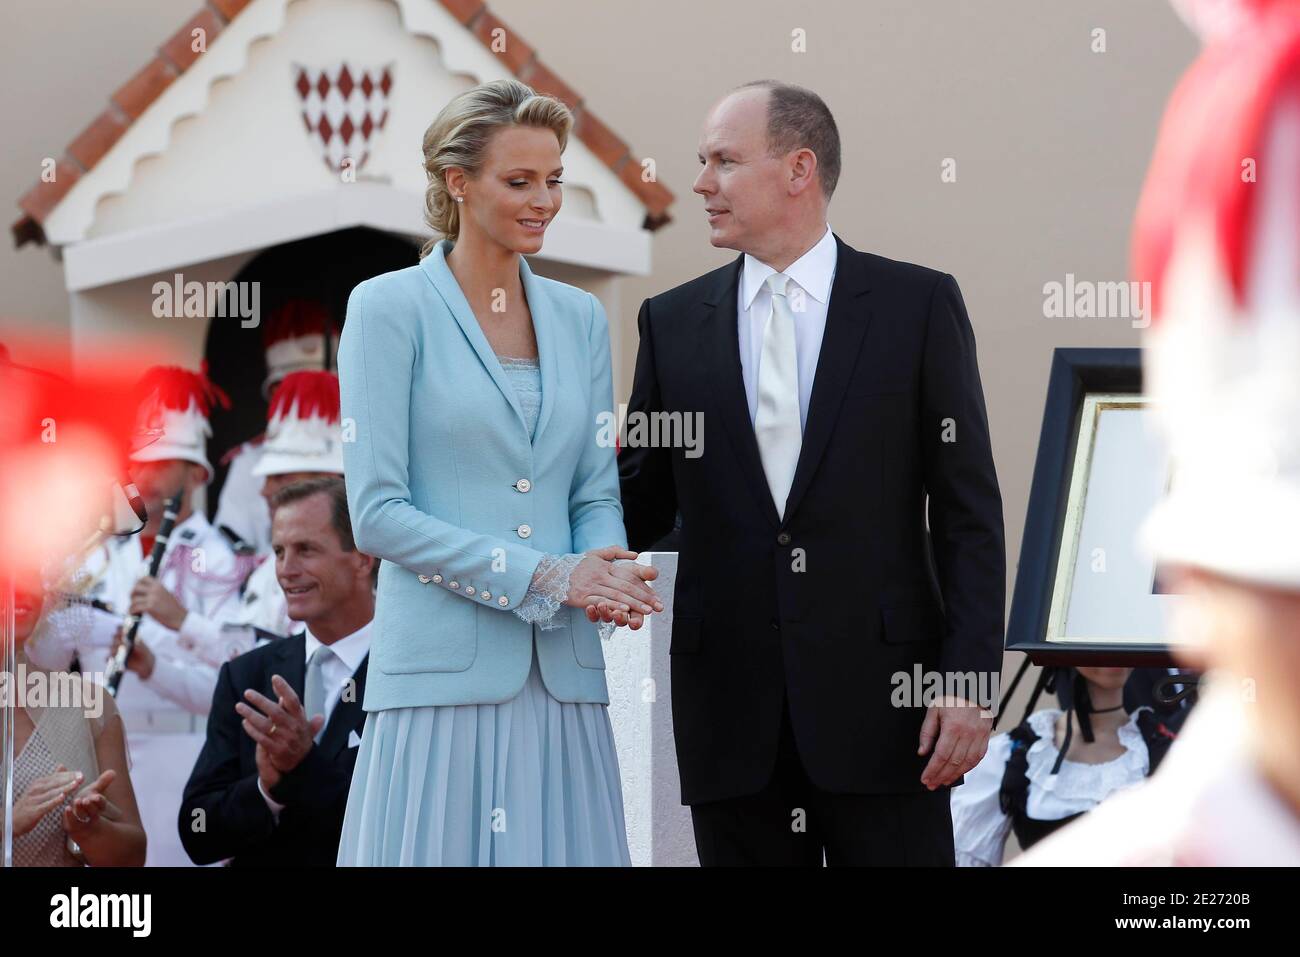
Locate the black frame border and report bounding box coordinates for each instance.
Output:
[1005,347,1176,666]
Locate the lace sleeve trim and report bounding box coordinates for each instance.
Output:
[514,553,583,630]
[513,553,622,640]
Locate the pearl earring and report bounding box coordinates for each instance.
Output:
[455,196,464,204]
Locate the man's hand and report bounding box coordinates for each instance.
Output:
[917,696,992,790]
[110,625,155,680]
[235,675,325,791]
[254,742,282,793]
[130,575,187,631]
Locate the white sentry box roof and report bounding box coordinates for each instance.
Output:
[41,0,655,292]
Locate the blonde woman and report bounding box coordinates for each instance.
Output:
[336,79,661,866]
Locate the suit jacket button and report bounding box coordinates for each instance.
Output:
[432,574,443,584]
[517,524,532,539]
[776,532,791,546]
[498,595,509,606]
[481,591,491,600]
[465,585,476,596]
[514,479,532,493]
[417,574,432,584]
[449,581,460,589]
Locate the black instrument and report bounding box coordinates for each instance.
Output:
[104,489,183,697]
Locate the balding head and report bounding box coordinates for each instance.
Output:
[694,81,840,265]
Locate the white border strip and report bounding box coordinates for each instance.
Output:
[61,182,651,290]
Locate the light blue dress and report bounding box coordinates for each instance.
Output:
[336,356,631,866]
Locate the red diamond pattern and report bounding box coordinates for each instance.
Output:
[294,62,393,174]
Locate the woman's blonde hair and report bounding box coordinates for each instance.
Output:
[419,78,573,256]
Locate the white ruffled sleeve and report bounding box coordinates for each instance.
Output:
[514,553,617,639]
[950,730,1014,867]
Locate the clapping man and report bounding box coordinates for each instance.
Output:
[180,477,375,866]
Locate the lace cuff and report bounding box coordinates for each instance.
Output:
[514,553,622,640]
[514,553,583,630]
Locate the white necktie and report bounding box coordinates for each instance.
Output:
[303,644,332,742]
[754,272,802,518]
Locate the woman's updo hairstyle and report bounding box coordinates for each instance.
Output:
[419,78,573,256]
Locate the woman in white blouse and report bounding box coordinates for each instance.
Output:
[951,666,1178,866]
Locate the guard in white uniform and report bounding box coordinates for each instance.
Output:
[194,370,348,644]
[1019,0,1300,866]
[213,300,340,555]
[27,365,257,866]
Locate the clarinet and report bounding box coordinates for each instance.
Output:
[104,490,184,697]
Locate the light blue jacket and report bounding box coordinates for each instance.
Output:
[337,239,627,709]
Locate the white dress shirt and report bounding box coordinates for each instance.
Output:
[738,224,838,431]
[258,620,373,818]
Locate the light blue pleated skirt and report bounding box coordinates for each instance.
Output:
[337,641,631,866]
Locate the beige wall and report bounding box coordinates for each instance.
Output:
[475,0,1199,729]
[2,1,1199,719]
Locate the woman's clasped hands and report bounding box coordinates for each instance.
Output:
[565,546,662,631]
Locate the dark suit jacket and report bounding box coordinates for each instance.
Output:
[179,634,368,866]
[619,235,1006,804]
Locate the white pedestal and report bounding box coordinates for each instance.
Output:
[603,551,700,866]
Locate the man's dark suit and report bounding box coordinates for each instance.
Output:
[618,234,1006,863]
[179,634,368,867]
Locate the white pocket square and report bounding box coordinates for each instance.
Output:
[348,730,362,749]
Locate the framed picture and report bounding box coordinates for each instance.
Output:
[1006,348,1183,665]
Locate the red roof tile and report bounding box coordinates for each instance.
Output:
[11,0,673,248]
[160,9,224,73]
[66,112,130,170]
[110,57,179,121]
[469,10,536,74]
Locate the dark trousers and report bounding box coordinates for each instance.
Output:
[689,695,956,866]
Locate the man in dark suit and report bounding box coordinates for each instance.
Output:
[180,476,375,866]
[612,81,1006,865]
